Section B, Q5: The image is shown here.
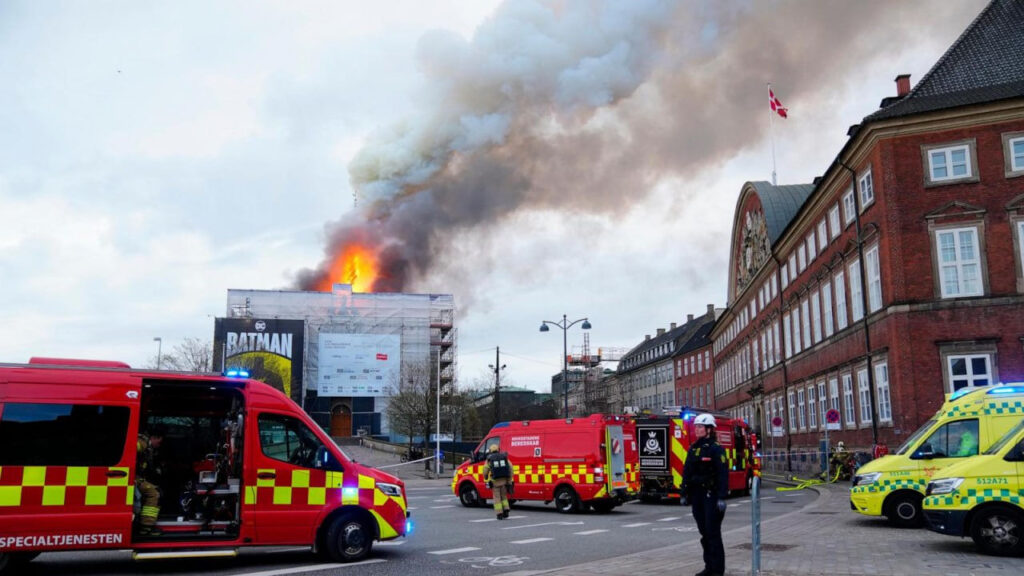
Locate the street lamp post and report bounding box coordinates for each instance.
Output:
[153,337,163,370]
[489,346,507,424]
[539,315,591,418]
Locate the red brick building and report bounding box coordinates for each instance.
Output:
[712,0,1024,473]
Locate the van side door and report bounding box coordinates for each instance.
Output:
[0,377,138,550]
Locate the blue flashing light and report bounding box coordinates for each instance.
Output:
[683,413,694,421]
[988,386,1024,395]
[343,487,358,499]
[950,387,977,401]
[492,421,510,429]
[406,520,414,534]
[225,368,250,378]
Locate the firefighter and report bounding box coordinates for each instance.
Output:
[135,425,166,536]
[483,444,513,520]
[682,413,728,576]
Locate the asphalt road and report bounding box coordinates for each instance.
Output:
[14,480,815,576]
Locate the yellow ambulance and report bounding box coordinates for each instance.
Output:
[923,412,1024,556]
[850,385,1024,527]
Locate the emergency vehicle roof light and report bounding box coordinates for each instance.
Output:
[225,369,250,378]
[988,385,1024,395]
[950,387,979,400]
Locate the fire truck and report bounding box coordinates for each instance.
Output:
[453,414,640,513]
[0,358,410,573]
[633,408,759,502]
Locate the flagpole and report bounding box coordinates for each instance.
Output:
[768,82,777,186]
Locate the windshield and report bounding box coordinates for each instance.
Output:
[984,419,1024,455]
[896,417,939,455]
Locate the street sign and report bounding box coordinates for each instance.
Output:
[825,409,841,431]
[771,416,784,437]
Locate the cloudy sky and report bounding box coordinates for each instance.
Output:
[0,0,989,393]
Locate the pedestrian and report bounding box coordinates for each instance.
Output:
[135,424,166,536]
[682,413,728,576]
[483,444,513,520]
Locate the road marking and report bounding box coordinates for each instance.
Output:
[234,559,385,575]
[504,521,583,530]
[622,522,651,528]
[433,498,455,502]
[574,529,608,535]
[657,516,681,521]
[470,516,525,522]
[407,496,428,500]
[408,507,418,510]
[376,541,406,547]
[431,505,455,509]
[510,538,553,544]
[429,547,481,555]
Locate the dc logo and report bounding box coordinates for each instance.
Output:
[255,321,266,331]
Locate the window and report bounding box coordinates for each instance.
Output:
[772,321,780,364]
[1007,135,1024,173]
[947,354,992,391]
[849,259,864,322]
[829,205,841,240]
[780,263,789,289]
[788,253,797,281]
[875,362,892,423]
[259,413,333,469]
[822,280,834,337]
[858,368,873,425]
[791,307,802,355]
[807,385,817,429]
[834,270,848,330]
[818,381,827,428]
[798,244,806,272]
[927,144,972,182]
[806,232,817,262]
[866,245,882,313]
[783,313,792,358]
[842,188,856,226]
[698,354,703,372]
[811,290,822,344]
[797,388,806,430]
[801,298,811,350]
[935,228,983,297]
[788,391,797,432]
[920,419,979,458]
[705,351,710,368]
[859,169,874,207]
[817,219,828,250]
[829,377,840,412]
[1018,221,1024,282]
[771,272,777,298]
[0,403,130,466]
[842,373,856,427]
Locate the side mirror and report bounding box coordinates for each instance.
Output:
[1004,444,1024,462]
[911,444,935,460]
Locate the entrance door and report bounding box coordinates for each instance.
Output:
[329,405,351,438]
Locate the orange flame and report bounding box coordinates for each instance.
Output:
[317,244,379,293]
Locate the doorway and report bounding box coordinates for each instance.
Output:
[329,404,352,438]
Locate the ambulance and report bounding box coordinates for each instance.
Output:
[923,398,1024,556]
[452,414,639,513]
[634,409,759,502]
[0,358,410,573]
[850,385,1024,528]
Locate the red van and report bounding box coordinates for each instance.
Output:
[452,414,639,513]
[0,358,410,573]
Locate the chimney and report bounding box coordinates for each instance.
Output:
[707,304,715,316]
[645,335,651,341]
[670,322,677,330]
[687,314,694,322]
[657,328,666,336]
[895,74,911,97]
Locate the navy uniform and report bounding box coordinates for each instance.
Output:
[483,445,513,520]
[682,414,729,576]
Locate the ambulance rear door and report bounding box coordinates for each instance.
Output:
[604,425,628,492]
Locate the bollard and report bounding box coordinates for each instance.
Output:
[751,476,761,575]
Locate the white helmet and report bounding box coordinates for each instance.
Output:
[694,413,716,427]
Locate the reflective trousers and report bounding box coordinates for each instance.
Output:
[137,479,161,527]
[491,478,510,514]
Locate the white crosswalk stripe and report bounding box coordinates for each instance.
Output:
[622,522,651,528]
[428,547,480,555]
[510,538,553,544]
[574,529,608,535]
[657,516,681,522]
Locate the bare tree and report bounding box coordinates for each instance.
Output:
[146,337,213,372]
[385,361,434,450]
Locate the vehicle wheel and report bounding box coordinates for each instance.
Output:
[324,513,373,563]
[885,492,924,528]
[459,483,482,508]
[743,473,753,496]
[554,486,581,514]
[971,507,1024,556]
[590,500,616,514]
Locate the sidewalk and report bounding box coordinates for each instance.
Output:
[522,474,1020,576]
[343,443,455,486]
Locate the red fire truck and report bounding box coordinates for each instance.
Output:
[0,358,410,573]
[452,414,640,513]
[633,409,759,502]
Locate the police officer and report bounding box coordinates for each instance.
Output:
[483,444,513,520]
[682,413,728,576]
[136,425,166,536]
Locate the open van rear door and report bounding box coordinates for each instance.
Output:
[604,425,628,492]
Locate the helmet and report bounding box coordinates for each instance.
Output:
[694,413,716,427]
[489,444,500,453]
[836,441,846,451]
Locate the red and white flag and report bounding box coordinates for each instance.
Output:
[769,87,788,118]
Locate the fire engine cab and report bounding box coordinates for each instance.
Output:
[633,409,759,502]
[0,358,410,573]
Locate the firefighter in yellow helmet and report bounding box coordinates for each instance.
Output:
[135,425,166,537]
[483,443,514,520]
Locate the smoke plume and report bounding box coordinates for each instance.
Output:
[295,0,985,298]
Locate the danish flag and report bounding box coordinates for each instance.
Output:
[769,87,788,118]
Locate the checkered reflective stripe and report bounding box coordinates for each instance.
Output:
[625,461,640,492]
[944,400,1024,418]
[925,488,1024,509]
[515,464,596,485]
[244,468,407,538]
[0,466,132,508]
[851,477,926,495]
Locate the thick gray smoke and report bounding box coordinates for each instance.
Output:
[295,0,986,296]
